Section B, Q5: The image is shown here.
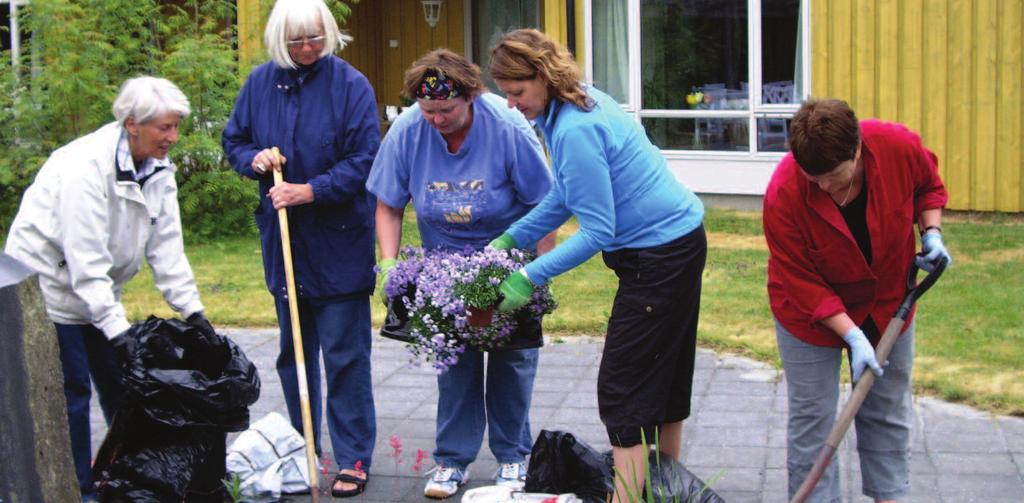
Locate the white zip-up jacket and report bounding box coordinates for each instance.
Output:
[4,122,203,338]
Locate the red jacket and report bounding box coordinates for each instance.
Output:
[763,120,948,347]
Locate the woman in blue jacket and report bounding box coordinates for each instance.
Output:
[221,0,379,497]
[488,29,707,503]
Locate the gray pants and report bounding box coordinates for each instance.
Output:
[776,320,914,502]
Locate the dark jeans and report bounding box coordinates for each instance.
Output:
[55,323,125,500]
[275,296,376,471]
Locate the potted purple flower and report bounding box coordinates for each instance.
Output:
[383,246,557,373]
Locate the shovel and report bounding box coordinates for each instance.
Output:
[790,255,948,503]
[271,147,321,501]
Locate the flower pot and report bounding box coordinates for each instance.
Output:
[467,306,494,327]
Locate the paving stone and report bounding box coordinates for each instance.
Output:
[84,329,1024,502]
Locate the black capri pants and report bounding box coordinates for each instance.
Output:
[598,225,707,447]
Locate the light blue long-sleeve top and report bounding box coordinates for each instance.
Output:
[507,86,704,285]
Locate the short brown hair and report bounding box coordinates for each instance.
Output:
[788,98,861,175]
[402,49,487,101]
[488,29,591,111]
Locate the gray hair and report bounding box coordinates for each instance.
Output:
[111,76,190,126]
[264,0,353,69]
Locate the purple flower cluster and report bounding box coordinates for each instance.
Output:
[384,246,558,373]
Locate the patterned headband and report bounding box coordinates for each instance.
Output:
[415,69,463,101]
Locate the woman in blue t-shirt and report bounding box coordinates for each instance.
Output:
[365,49,553,499]
[488,29,707,503]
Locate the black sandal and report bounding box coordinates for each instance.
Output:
[331,470,368,498]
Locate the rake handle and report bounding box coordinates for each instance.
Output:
[272,147,321,501]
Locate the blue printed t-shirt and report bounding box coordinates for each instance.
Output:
[366,93,552,252]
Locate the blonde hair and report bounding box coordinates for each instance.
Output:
[264,0,353,69]
[489,28,591,111]
[401,49,487,100]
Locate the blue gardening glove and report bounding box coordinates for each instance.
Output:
[489,233,518,251]
[377,258,397,305]
[842,326,883,383]
[917,232,952,272]
[497,269,533,312]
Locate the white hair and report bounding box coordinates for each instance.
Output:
[111,76,190,126]
[264,0,353,69]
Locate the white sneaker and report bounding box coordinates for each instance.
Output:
[494,461,527,489]
[424,466,469,499]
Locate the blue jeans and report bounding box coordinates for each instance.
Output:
[275,296,376,471]
[776,320,914,502]
[433,348,539,469]
[55,323,125,501]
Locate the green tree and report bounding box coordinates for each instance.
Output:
[0,0,354,240]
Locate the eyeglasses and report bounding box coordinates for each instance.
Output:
[286,35,326,48]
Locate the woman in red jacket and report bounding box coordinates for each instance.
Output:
[763,98,951,502]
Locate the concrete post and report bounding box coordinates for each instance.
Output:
[0,253,78,502]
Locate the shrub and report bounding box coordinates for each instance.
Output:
[0,0,353,238]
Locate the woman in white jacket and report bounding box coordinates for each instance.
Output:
[4,76,213,502]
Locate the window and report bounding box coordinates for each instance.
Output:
[2,0,27,67]
[472,0,541,91]
[586,0,808,155]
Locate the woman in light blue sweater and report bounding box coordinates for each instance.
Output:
[487,29,707,502]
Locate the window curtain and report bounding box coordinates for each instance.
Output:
[793,0,803,99]
[592,0,629,103]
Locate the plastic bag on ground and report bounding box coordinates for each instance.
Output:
[524,430,725,503]
[93,316,261,501]
[462,485,582,503]
[524,430,613,503]
[625,450,725,503]
[226,412,312,501]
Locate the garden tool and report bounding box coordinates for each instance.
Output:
[272,147,320,501]
[790,256,947,503]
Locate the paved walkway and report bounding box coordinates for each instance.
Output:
[91,329,1024,502]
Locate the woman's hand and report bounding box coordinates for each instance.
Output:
[841,327,883,383]
[252,148,288,175]
[268,182,314,209]
[917,232,952,272]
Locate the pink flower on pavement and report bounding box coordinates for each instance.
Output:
[389,435,404,464]
[412,448,427,473]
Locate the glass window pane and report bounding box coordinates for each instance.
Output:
[591,0,630,103]
[761,0,802,104]
[641,1,748,111]
[757,118,791,152]
[642,117,749,151]
[474,0,540,91]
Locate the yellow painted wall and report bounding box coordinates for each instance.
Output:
[812,0,1023,212]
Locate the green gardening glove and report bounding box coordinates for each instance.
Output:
[497,269,534,312]
[377,258,396,306]
[488,233,518,251]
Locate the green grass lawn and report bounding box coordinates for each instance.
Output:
[122,208,1024,415]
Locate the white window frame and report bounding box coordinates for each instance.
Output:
[583,0,811,195]
[2,0,27,67]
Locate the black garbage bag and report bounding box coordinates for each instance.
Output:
[93,316,261,502]
[525,430,613,503]
[607,450,725,503]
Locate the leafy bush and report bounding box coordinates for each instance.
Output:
[178,171,259,242]
[0,0,353,237]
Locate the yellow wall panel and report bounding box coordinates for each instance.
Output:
[898,0,923,132]
[997,1,1023,212]
[813,0,1023,212]
[876,0,899,121]
[973,0,998,211]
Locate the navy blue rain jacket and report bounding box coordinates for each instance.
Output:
[222,55,380,300]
